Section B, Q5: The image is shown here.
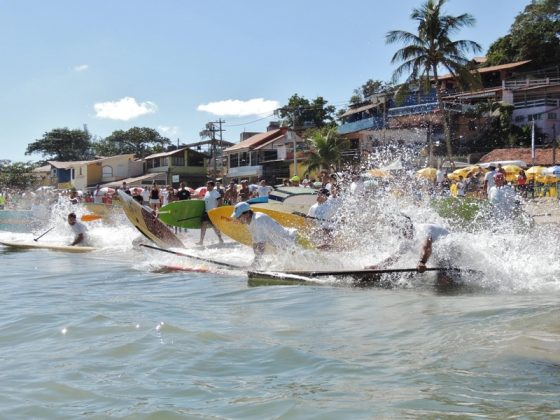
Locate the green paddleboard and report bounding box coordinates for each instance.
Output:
[158,200,205,229]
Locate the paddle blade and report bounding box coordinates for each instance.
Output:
[81,214,103,222]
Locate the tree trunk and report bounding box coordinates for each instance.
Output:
[433,65,453,159]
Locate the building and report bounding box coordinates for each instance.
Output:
[46,154,143,190]
[143,147,209,188]
[223,125,306,185]
[336,59,558,160]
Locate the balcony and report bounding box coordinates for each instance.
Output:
[388,102,439,117]
[338,116,384,134]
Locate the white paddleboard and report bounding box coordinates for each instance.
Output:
[0,240,96,253]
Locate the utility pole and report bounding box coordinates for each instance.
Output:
[553,124,557,165]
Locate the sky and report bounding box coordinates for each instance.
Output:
[0,0,530,163]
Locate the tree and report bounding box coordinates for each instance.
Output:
[349,79,394,105]
[303,127,350,174]
[386,0,482,158]
[486,0,560,69]
[26,128,94,161]
[93,127,171,158]
[275,94,337,130]
[0,161,37,189]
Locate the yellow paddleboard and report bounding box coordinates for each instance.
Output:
[207,205,313,247]
[118,190,184,249]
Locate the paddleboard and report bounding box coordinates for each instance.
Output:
[0,240,96,253]
[247,268,471,288]
[118,190,184,249]
[158,200,205,229]
[207,205,313,247]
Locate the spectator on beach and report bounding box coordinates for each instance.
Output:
[223,181,238,205]
[238,180,251,202]
[290,176,300,187]
[256,179,272,198]
[489,172,519,218]
[177,182,191,200]
[93,184,103,204]
[149,182,161,211]
[483,165,497,198]
[456,176,466,197]
[517,170,527,197]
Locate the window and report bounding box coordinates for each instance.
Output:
[229,154,239,168]
[172,156,185,166]
[102,166,113,177]
[548,112,557,120]
[79,167,83,176]
[514,115,525,123]
[528,114,542,121]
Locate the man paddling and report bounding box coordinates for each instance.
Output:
[231,201,299,266]
[67,212,89,246]
[366,215,449,273]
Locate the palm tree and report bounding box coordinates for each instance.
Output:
[303,127,349,175]
[386,0,482,158]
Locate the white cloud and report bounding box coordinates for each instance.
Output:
[74,64,89,72]
[94,97,157,121]
[197,98,279,117]
[157,126,179,136]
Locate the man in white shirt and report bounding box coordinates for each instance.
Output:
[67,212,89,246]
[488,172,519,217]
[366,215,449,273]
[231,201,298,265]
[256,179,271,198]
[197,181,224,246]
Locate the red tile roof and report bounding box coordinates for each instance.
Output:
[224,128,286,152]
[479,148,559,166]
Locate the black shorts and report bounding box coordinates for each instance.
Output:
[201,212,211,223]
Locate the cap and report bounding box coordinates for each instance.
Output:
[231,202,251,219]
[291,175,300,182]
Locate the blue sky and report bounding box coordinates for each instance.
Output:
[0,0,528,162]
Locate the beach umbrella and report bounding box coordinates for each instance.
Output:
[501,164,523,182]
[416,167,437,180]
[525,166,545,180]
[536,174,559,184]
[542,166,560,178]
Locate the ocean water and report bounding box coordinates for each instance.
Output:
[1,207,560,418]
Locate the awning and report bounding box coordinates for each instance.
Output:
[99,172,167,188]
[340,102,381,118]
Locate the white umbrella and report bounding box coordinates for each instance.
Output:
[542,166,560,177]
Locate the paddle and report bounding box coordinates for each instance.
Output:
[284,267,464,277]
[81,214,103,222]
[139,244,247,269]
[33,226,55,242]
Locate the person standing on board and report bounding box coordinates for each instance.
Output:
[67,212,89,246]
[231,201,298,266]
[197,181,224,246]
[365,215,449,273]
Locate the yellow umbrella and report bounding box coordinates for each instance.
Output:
[416,167,437,180]
[501,164,523,182]
[536,174,559,184]
[525,166,545,180]
[447,172,460,181]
